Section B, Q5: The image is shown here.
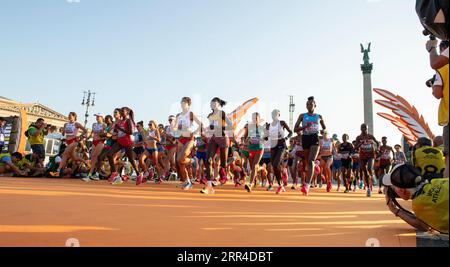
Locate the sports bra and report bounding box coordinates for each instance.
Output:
[92,123,104,134]
[177,112,193,135]
[65,123,77,139]
[320,139,333,153]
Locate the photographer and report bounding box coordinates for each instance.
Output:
[428,40,449,177]
[383,164,448,234]
[427,38,449,70]
[26,118,48,168]
[412,137,445,180]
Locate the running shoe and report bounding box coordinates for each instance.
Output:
[136,174,144,186]
[112,176,123,185]
[82,176,91,182]
[182,181,193,190]
[91,173,100,181]
[49,171,60,178]
[267,185,274,191]
[344,188,350,193]
[378,189,383,194]
[200,187,215,195]
[276,186,286,194]
[326,182,332,193]
[367,188,372,197]
[219,168,227,185]
[359,180,364,189]
[122,175,130,182]
[301,186,309,196]
[291,185,297,190]
[169,172,178,181]
[108,172,120,183]
[245,184,252,193]
[212,181,219,187]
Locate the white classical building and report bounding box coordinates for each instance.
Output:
[1,96,69,156]
[0,96,68,128]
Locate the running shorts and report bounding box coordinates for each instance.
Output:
[249,150,263,162]
[66,138,79,146]
[93,140,104,147]
[196,151,208,162]
[360,158,375,170]
[178,137,194,146]
[259,157,271,166]
[341,158,352,169]
[302,134,319,150]
[332,160,342,171]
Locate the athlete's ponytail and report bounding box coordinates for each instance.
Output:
[212,97,227,107]
[122,107,136,126]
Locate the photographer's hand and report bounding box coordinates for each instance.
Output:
[426,40,438,52]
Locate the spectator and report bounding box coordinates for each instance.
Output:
[10,152,44,176]
[412,137,445,180]
[383,164,448,234]
[427,39,449,70]
[0,117,6,150]
[0,152,26,176]
[47,125,63,140]
[26,118,48,168]
[430,40,449,177]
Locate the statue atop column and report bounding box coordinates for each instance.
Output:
[361,43,373,74]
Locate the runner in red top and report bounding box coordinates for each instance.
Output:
[354,123,379,197]
[106,107,143,185]
[377,136,395,194]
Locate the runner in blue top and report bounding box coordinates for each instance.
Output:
[294,96,327,196]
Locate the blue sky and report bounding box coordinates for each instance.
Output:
[0,0,441,144]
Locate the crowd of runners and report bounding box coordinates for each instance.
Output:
[1,95,446,198]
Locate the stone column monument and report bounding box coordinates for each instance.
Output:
[361,43,374,135]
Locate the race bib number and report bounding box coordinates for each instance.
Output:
[381,151,391,160]
[305,123,319,134]
[361,143,373,152]
[249,137,261,145]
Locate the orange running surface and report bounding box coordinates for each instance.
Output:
[0,177,416,247]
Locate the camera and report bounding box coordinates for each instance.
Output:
[426,75,436,88]
[423,29,436,40]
